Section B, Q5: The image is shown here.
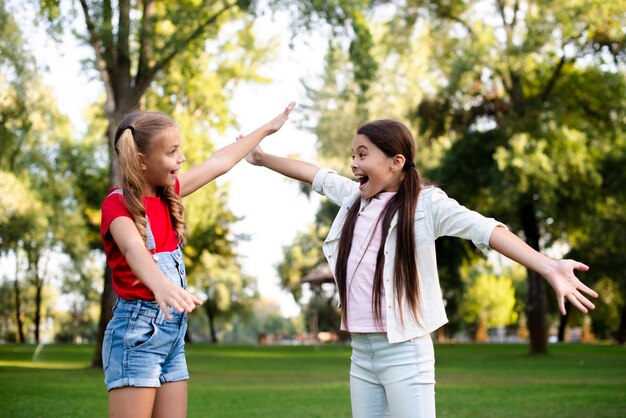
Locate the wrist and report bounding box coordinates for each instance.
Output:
[540,258,560,281]
[255,150,267,166]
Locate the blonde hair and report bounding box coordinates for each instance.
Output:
[114,111,187,246]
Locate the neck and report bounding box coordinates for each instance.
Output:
[142,184,158,197]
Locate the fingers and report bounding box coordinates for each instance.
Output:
[574,289,596,310]
[158,301,174,320]
[564,289,596,314]
[566,293,589,314]
[285,101,296,115]
[159,289,202,319]
[578,282,598,298]
[176,289,200,313]
[191,293,203,306]
[572,261,590,272]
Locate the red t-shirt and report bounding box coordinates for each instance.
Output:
[100,181,181,300]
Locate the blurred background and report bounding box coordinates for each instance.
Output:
[1,0,625,368]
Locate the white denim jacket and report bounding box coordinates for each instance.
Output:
[312,168,506,343]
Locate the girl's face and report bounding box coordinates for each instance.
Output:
[141,126,185,196]
[351,134,404,198]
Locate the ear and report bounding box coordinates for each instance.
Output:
[137,153,148,171]
[390,154,406,173]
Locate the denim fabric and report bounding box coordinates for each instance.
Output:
[102,298,189,391]
[350,333,436,418]
[102,208,190,391]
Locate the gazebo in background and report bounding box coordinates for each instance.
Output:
[301,267,335,344]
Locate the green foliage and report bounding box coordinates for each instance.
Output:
[461,262,521,329]
[277,221,328,299]
[0,2,108,343]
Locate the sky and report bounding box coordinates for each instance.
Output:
[13,3,328,317]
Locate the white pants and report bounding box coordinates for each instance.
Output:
[350,333,436,418]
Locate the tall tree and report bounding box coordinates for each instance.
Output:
[2,0,94,343]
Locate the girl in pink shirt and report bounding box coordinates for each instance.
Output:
[244,119,598,418]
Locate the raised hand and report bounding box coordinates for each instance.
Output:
[265,101,296,135]
[543,259,598,315]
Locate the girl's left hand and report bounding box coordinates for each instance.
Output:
[543,260,598,315]
[265,101,296,135]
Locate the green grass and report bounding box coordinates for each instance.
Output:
[0,343,624,417]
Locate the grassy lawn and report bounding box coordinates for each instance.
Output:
[0,342,624,417]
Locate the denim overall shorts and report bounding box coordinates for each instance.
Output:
[102,190,189,391]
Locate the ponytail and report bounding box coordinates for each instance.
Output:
[116,128,149,245]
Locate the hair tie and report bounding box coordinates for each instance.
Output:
[113,125,137,151]
[403,161,416,171]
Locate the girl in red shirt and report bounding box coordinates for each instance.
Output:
[100,102,295,418]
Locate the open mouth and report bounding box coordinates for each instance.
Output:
[357,175,369,185]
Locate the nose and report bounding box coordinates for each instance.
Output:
[178,150,186,164]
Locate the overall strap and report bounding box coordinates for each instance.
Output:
[108,189,156,252]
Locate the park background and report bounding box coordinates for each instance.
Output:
[1,0,625,416]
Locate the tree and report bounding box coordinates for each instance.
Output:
[2,0,96,343]
[461,261,522,342]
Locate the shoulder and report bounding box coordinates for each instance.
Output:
[417,185,442,206]
[102,188,125,211]
[101,188,131,234]
[312,168,359,198]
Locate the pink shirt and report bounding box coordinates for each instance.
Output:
[344,192,396,332]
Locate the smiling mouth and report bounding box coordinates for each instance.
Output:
[357,175,369,185]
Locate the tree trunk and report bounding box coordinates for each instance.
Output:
[34,274,42,343]
[557,302,571,342]
[92,264,117,368]
[204,301,218,344]
[615,300,626,345]
[521,202,549,354]
[13,266,25,343]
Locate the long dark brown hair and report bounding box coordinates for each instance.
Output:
[113,111,186,246]
[335,120,423,329]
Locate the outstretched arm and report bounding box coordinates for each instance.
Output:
[178,102,296,197]
[489,226,598,315]
[244,143,320,185]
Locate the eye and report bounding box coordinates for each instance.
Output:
[351,154,355,160]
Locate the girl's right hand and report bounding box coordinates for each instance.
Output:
[235,134,265,166]
[245,143,264,166]
[152,279,203,319]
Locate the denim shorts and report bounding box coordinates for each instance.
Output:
[102,298,189,391]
